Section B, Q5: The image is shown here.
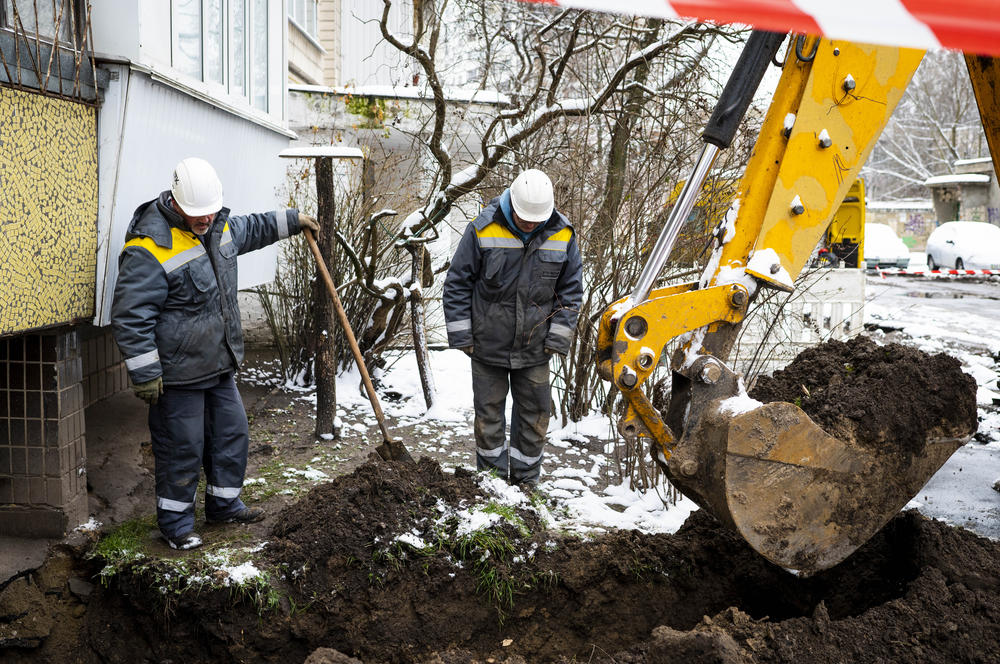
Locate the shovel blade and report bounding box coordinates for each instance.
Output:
[376,438,415,463]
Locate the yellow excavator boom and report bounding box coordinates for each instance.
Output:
[598,34,988,574]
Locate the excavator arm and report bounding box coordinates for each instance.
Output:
[597,34,982,574]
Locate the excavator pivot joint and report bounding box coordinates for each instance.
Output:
[624,315,648,340]
[678,460,699,477]
[700,361,723,384]
[728,285,749,309]
[618,366,638,389]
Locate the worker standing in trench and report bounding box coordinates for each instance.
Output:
[443,169,583,487]
[110,157,320,550]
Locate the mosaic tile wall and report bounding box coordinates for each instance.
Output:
[0,86,99,336]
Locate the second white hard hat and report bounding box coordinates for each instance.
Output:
[171,157,224,217]
[510,169,554,223]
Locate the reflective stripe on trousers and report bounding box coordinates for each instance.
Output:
[148,372,250,538]
[470,359,551,484]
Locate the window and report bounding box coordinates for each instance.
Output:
[0,0,97,104]
[287,0,317,38]
[170,0,269,113]
[205,0,224,85]
[2,0,77,44]
[230,0,246,97]
[173,0,202,80]
[251,0,267,111]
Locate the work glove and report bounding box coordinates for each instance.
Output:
[545,347,564,358]
[133,376,163,405]
[461,346,474,357]
[299,213,320,237]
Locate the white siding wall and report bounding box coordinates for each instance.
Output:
[94,66,291,326]
[91,0,141,60]
[340,0,412,86]
[139,1,172,65]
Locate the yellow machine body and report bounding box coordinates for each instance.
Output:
[826,179,866,266]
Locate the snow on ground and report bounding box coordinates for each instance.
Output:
[328,349,697,536]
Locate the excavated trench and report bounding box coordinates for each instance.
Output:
[5,336,997,664]
[72,464,999,664]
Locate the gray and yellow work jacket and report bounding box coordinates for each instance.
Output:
[111,191,302,386]
[443,195,583,369]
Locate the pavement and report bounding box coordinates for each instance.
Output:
[916,444,1000,539]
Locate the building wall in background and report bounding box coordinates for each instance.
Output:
[0,88,98,336]
[288,19,324,83]
[319,0,341,85]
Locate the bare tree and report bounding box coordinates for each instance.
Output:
[863,50,987,199]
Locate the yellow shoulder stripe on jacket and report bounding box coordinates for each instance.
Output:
[548,227,572,242]
[475,222,518,239]
[123,227,205,273]
[539,226,573,252]
[476,221,523,249]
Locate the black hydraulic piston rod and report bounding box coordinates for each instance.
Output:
[629,30,787,305]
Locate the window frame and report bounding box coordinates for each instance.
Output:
[168,0,269,115]
[287,0,318,39]
[1,0,84,49]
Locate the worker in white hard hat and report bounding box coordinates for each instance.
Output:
[443,169,583,487]
[110,157,320,550]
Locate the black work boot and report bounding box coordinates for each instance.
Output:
[207,506,265,524]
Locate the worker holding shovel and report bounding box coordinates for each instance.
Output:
[111,157,320,550]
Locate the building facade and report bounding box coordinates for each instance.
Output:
[924,157,1000,225]
[1,0,295,538]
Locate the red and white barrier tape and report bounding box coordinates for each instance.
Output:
[877,268,1000,277]
[514,0,1000,56]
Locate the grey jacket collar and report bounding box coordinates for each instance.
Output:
[472,196,572,240]
[126,191,230,249]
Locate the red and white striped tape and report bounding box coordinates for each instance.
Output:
[877,268,1000,277]
[515,1,1000,56]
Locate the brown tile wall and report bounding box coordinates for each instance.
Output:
[78,324,127,407]
[0,328,88,537]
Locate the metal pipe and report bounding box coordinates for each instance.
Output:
[630,142,720,304]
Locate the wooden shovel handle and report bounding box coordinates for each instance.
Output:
[303,228,392,443]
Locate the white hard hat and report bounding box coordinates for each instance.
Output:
[510,169,554,223]
[171,157,223,216]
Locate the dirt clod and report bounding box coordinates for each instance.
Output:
[749,336,978,454]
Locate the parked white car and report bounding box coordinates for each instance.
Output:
[864,223,910,269]
[925,221,1000,271]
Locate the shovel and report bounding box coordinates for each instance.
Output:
[303,228,414,463]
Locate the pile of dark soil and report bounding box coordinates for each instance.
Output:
[79,456,1000,664]
[749,336,978,454]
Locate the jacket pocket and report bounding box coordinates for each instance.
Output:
[536,250,566,279]
[219,241,238,263]
[483,249,505,287]
[182,261,217,303]
[533,251,565,302]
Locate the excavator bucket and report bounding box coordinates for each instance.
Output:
[662,363,973,576]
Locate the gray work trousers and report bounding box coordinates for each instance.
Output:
[471,359,551,484]
[148,372,250,538]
